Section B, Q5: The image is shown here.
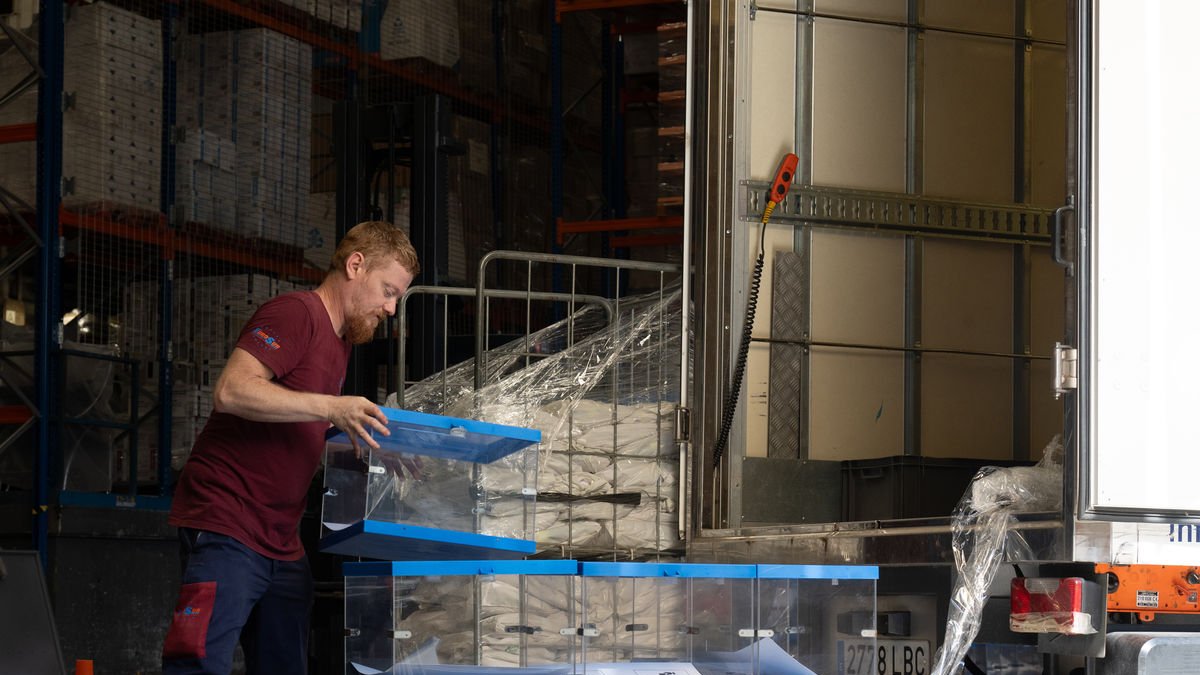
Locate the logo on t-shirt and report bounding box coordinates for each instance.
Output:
[251,326,282,351]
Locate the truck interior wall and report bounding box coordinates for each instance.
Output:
[730,0,1068,521]
[920,239,1014,460]
[811,18,907,192]
[809,230,905,460]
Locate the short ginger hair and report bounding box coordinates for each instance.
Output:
[329,221,420,277]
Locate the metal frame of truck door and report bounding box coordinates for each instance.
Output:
[1072,0,1200,530]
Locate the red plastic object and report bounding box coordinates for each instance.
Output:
[1011,577,1094,634]
[767,153,800,204]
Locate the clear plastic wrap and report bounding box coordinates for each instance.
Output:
[386,287,683,553]
[930,436,1065,675]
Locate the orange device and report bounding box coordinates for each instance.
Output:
[1096,563,1200,621]
[711,152,800,468]
[767,153,800,205]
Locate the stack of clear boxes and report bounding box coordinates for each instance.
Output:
[578,562,758,674]
[327,409,879,675]
[320,406,542,559]
[755,564,880,675]
[343,559,580,674]
[340,559,879,675]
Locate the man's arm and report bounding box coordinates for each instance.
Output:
[212,347,390,449]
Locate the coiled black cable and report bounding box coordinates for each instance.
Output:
[712,201,775,469]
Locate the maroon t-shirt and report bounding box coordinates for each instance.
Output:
[169,291,351,560]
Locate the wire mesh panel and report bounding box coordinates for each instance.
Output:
[391,254,683,560]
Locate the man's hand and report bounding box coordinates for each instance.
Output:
[327,396,390,456]
[378,452,424,481]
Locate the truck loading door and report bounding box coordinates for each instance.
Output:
[1072,0,1200,522]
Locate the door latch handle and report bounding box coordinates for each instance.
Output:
[1053,196,1076,277]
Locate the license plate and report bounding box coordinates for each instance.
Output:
[839,639,930,675]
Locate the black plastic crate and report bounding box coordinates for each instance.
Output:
[841,456,1031,522]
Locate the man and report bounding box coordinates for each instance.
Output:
[161,220,419,674]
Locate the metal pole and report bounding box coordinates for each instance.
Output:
[158,1,179,494]
[550,4,565,299]
[410,95,449,384]
[35,0,65,566]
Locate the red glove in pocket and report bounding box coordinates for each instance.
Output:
[162,581,217,660]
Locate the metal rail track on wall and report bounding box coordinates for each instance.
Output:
[742,182,1057,243]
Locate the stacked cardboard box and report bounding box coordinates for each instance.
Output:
[178,29,312,246]
[456,0,495,96]
[451,115,494,284]
[176,129,237,229]
[0,2,162,211]
[123,273,307,366]
[168,358,222,469]
[504,143,551,258]
[379,0,460,68]
[505,0,548,105]
[0,41,37,205]
[304,191,338,272]
[278,0,362,33]
[120,279,190,364]
[64,3,162,211]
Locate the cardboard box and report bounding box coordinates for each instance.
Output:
[379,0,460,68]
[66,2,162,61]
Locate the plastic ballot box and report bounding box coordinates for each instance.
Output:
[577,562,758,674]
[342,559,580,675]
[756,564,879,675]
[321,406,541,560]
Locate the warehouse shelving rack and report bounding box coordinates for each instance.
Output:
[0,17,43,534]
[0,2,569,670]
[6,0,554,566]
[552,0,685,260]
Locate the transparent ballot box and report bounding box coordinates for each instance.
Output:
[343,559,580,675]
[755,564,879,675]
[578,562,758,675]
[320,407,542,560]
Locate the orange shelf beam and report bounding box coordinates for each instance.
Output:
[0,123,36,144]
[59,207,167,247]
[59,207,324,283]
[0,405,33,424]
[557,0,683,20]
[556,215,682,244]
[658,90,686,105]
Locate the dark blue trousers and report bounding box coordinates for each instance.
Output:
[162,528,313,674]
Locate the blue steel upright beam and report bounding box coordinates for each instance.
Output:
[158,2,179,494]
[35,0,65,564]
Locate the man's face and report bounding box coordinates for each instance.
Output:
[345,257,414,345]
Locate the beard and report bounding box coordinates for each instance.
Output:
[345,311,382,345]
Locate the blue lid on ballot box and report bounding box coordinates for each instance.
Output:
[326,406,541,464]
[344,559,579,577]
[580,562,757,578]
[756,564,879,580]
[320,520,537,560]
